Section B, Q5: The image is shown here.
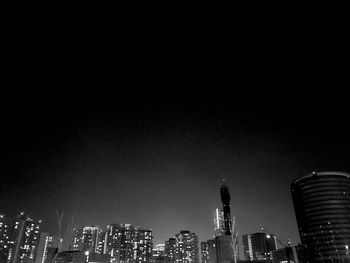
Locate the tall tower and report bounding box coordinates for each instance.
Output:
[220,178,231,235]
[215,179,236,263]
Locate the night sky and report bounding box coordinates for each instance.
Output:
[1,17,349,251]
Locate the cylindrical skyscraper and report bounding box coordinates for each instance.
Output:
[291,171,350,262]
[220,179,231,235]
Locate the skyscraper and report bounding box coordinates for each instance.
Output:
[291,171,350,262]
[242,232,277,260]
[8,212,41,263]
[173,230,199,263]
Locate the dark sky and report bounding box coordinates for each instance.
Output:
[1,16,349,250]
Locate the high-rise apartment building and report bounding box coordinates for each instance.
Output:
[104,223,152,263]
[1,212,42,263]
[164,231,199,263]
[0,214,16,262]
[174,230,199,263]
[136,228,153,262]
[70,228,84,251]
[242,232,277,260]
[291,171,350,262]
[96,230,106,254]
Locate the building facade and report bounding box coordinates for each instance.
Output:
[201,239,216,263]
[291,171,350,262]
[70,228,84,251]
[164,237,176,263]
[242,232,277,261]
[270,245,307,263]
[153,244,166,263]
[35,233,59,263]
[82,226,100,253]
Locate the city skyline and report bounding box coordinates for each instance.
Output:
[1,89,350,249]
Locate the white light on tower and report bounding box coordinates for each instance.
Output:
[216,209,220,229]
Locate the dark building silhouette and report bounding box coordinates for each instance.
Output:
[44,247,58,263]
[242,232,277,261]
[54,250,85,263]
[220,179,232,235]
[291,171,350,262]
[216,235,235,263]
[270,245,307,263]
